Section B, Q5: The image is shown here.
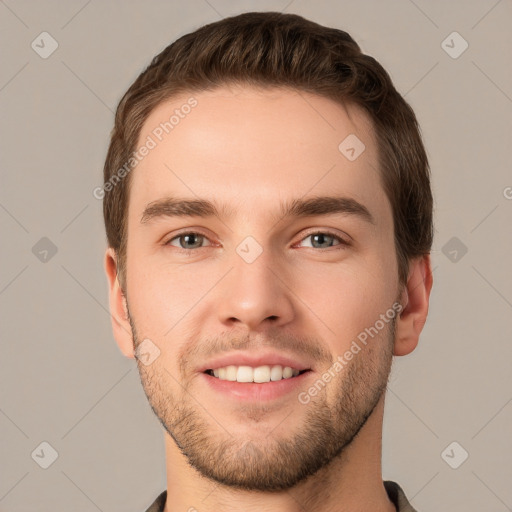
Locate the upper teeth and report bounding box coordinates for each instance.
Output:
[211,365,300,383]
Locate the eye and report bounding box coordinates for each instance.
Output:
[165,231,212,250]
[163,230,350,252]
[297,231,350,250]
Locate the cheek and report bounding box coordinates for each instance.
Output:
[128,260,220,389]
[298,254,395,328]
[126,253,219,349]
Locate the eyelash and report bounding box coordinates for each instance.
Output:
[164,229,351,253]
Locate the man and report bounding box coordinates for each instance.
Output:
[102,11,433,512]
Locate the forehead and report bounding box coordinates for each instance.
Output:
[128,85,390,229]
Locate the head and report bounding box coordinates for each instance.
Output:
[103,12,433,491]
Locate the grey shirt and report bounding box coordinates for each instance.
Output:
[144,480,417,511]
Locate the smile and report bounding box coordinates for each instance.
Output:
[205,365,309,383]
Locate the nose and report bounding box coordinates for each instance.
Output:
[214,245,295,331]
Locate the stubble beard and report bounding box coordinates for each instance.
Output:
[128,310,395,492]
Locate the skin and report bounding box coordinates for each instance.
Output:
[105,85,432,512]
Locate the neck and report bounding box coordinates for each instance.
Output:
[162,394,396,512]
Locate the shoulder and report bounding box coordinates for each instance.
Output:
[384,480,418,512]
[144,489,167,512]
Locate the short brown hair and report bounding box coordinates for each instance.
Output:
[103,11,433,291]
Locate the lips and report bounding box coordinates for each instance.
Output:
[198,351,313,374]
[201,368,313,401]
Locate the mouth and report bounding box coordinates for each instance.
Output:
[204,365,311,383]
[201,365,313,402]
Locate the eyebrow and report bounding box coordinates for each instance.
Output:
[140,195,375,226]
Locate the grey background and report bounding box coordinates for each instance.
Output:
[1,0,511,511]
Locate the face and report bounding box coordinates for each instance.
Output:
[122,85,402,491]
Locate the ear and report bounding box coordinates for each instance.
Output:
[393,254,433,356]
[104,247,135,359]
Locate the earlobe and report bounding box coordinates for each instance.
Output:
[393,254,433,356]
[104,247,135,359]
